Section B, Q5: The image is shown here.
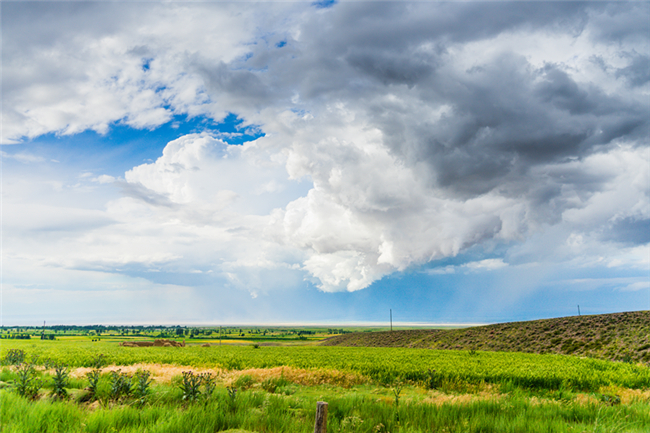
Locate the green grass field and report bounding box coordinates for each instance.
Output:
[3,339,649,390]
[1,338,649,432]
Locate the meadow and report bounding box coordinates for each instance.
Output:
[1,337,649,432]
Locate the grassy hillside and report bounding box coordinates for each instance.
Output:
[320,311,650,363]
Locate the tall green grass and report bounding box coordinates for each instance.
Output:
[2,386,649,433]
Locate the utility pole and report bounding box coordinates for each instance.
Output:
[577,305,581,316]
[390,309,392,332]
[219,325,222,346]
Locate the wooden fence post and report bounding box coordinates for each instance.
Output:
[314,401,328,433]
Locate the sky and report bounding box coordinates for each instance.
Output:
[1,1,649,326]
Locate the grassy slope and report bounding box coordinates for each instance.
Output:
[320,311,650,363]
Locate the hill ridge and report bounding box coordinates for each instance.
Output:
[320,311,650,363]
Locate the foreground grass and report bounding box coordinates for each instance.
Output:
[2,380,650,433]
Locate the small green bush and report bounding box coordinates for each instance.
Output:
[198,372,216,399]
[179,371,202,402]
[51,365,70,400]
[600,393,621,406]
[86,369,101,399]
[3,349,25,366]
[14,364,41,399]
[109,370,132,401]
[133,370,153,405]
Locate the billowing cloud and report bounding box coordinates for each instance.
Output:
[3,1,648,298]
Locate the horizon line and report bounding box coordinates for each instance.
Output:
[2,321,487,328]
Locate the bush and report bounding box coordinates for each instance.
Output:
[109,370,132,401]
[600,393,621,406]
[3,349,25,366]
[86,369,101,399]
[179,371,202,402]
[14,364,41,399]
[52,365,70,400]
[133,370,153,405]
[199,372,216,399]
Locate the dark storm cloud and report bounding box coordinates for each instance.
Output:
[248,2,592,101]
[197,61,272,107]
[616,53,650,87]
[248,1,647,206]
[588,2,650,43]
[604,218,650,245]
[410,59,646,197]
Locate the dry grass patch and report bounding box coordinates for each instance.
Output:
[223,366,365,388]
[71,364,224,384]
[70,364,365,388]
[575,393,600,406]
[599,385,650,404]
[423,388,503,406]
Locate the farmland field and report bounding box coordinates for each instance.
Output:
[1,337,649,432]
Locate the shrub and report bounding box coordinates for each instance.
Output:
[86,369,101,399]
[109,370,132,401]
[600,393,621,406]
[179,371,202,402]
[52,364,70,400]
[133,370,153,405]
[14,363,41,399]
[3,349,25,366]
[199,372,216,399]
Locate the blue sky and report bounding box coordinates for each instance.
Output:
[2,1,649,326]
